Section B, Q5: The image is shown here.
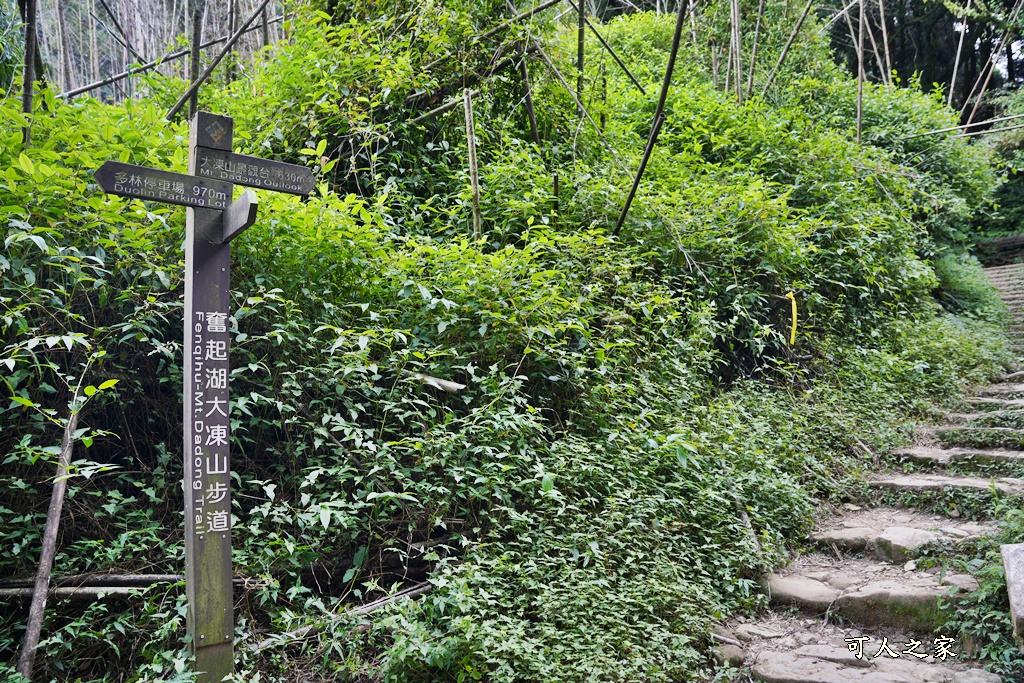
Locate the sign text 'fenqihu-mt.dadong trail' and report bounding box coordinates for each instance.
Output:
[93,112,313,683]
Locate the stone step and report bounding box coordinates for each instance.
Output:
[869,473,1024,497]
[718,613,1002,682]
[935,426,1024,450]
[764,555,978,631]
[952,410,1024,429]
[896,445,1024,466]
[978,383,1024,398]
[964,396,1024,411]
[751,645,1001,683]
[811,507,996,562]
[1002,544,1024,646]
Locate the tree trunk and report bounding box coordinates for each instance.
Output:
[16,394,82,680]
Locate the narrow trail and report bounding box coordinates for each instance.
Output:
[711,265,1024,683]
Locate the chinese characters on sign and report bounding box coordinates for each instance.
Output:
[94,110,312,683]
[94,161,232,209]
[189,310,232,541]
[196,147,316,195]
[845,635,959,661]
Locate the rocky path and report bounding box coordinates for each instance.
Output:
[711,264,1024,683]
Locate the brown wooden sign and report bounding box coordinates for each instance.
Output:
[94,161,233,209]
[196,147,315,195]
[92,111,307,683]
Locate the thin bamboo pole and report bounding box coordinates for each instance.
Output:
[950,1,973,107]
[730,0,742,102]
[577,0,585,119]
[16,392,82,680]
[857,0,865,144]
[59,17,282,99]
[877,0,892,80]
[21,0,37,147]
[167,0,274,119]
[954,121,1024,138]
[760,0,814,96]
[464,89,482,239]
[902,112,1024,139]
[746,0,765,98]
[519,42,541,144]
[189,0,203,118]
[614,0,687,234]
[564,0,646,93]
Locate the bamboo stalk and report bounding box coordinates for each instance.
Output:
[877,0,892,81]
[730,0,742,102]
[745,0,765,98]
[613,0,687,234]
[576,0,585,119]
[409,89,480,124]
[902,112,1024,139]
[16,390,82,680]
[954,121,1024,138]
[946,0,970,107]
[97,0,142,61]
[857,0,865,144]
[564,0,646,94]
[59,17,282,99]
[860,2,887,84]
[759,0,814,97]
[252,583,434,652]
[167,0,275,120]
[189,0,203,118]
[519,42,541,144]
[464,88,482,240]
[21,0,37,147]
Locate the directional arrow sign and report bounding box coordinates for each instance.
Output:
[195,147,315,195]
[94,161,233,210]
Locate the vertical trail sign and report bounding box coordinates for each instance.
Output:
[94,111,312,683]
[183,111,236,681]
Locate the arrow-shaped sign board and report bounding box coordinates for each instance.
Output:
[195,147,315,195]
[94,161,233,210]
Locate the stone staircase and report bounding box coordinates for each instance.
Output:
[711,264,1024,683]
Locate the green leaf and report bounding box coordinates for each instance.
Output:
[18,153,34,175]
[319,508,331,529]
[10,395,34,407]
[315,139,327,156]
[84,385,97,396]
[98,379,119,390]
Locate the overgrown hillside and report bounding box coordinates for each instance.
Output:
[1,2,1020,681]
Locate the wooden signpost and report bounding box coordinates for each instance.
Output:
[94,111,313,682]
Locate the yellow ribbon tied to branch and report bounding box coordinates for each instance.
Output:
[785,291,797,345]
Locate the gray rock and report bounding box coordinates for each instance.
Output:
[734,623,784,641]
[766,575,839,612]
[713,643,745,667]
[874,527,939,563]
[827,573,864,591]
[1001,543,1024,643]
[940,527,970,538]
[836,580,947,630]
[940,573,979,593]
[813,527,876,553]
[952,671,1003,683]
[792,643,871,668]
[869,474,1024,496]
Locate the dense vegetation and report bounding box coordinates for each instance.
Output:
[1,1,1021,681]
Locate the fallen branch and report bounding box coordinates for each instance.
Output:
[60,17,283,99]
[16,389,82,679]
[252,582,433,652]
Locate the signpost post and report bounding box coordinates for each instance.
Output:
[94,111,313,683]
